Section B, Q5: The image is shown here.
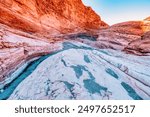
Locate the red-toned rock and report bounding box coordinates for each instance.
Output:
[0,24,62,83]
[96,18,150,50]
[144,16,150,21]
[0,0,109,85]
[0,0,107,35]
[124,31,150,55]
[123,17,150,55]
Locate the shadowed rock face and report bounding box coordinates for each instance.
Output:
[122,18,150,55]
[0,0,108,35]
[124,31,150,55]
[96,18,150,53]
[68,17,150,56]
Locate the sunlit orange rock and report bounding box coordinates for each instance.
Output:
[0,0,108,35]
[0,0,108,82]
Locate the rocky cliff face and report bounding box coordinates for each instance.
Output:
[0,0,107,35]
[0,24,62,85]
[0,1,150,100]
[124,31,150,55]
[96,18,150,55]
[0,0,107,87]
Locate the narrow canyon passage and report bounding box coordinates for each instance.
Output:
[0,0,150,100]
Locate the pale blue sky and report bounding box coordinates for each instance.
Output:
[82,0,150,25]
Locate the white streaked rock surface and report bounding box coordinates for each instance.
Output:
[9,42,150,100]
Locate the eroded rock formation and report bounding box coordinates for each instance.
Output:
[124,31,150,55]
[96,18,150,53]
[0,0,107,35]
[0,0,150,100]
[0,0,108,87]
[0,24,62,87]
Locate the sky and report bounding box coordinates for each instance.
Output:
[82,0,150,25]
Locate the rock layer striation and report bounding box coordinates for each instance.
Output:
[0,0,108,35]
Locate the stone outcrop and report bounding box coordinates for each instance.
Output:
[123,17,150,55]
[0,0,107,36]
[8,42,150,100]
[0,0,150,100]
[0,0,108,87]
[124,31,150,55]
[96,18,150,52]
[0,24,62,86]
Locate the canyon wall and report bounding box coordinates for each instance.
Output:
[96,17,150,55]
[0,0,150,97]
[0,0,108,84]
[0,0,108,35]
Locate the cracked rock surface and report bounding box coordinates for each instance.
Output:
[8,42,150,100]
